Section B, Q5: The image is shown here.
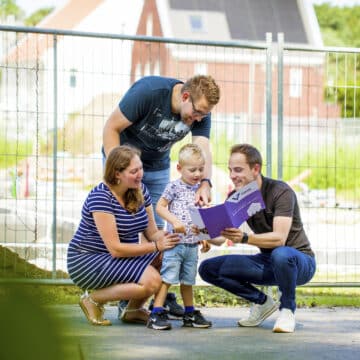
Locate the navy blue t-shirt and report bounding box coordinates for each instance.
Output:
[119,76,211,171]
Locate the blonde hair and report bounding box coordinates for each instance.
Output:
[104,145,144,213]
[181,75,220,106]
[178,143,205,166]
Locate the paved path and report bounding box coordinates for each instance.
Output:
[52,305,360,360]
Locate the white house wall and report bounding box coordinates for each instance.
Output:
[40,38,131,125]
[34,0,144,128]
[64,0,144,115]
[0,64,45,138]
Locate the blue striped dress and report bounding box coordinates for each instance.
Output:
[67,182,159,290]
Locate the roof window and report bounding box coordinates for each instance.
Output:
[189,15,204,32]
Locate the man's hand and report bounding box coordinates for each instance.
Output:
[195,181,212,206]
[199,240,211,253]
[220,228,243,244]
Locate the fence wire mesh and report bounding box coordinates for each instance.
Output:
[0,26,359,285]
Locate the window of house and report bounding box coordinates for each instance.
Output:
[144,62,150,76]
[289,68,302,98]
[189,15,205,32]
[69,69,77,88]
[153,61,160,76]
[194,63,208,75]
[146,14,153,36]
[135,63,141,81]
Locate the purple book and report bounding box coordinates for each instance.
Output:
[189,181,265,239]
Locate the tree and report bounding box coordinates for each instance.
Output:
[0,0,23,20]
[315,4,360,117]
[0,0,53,25]
[24,7,54,26]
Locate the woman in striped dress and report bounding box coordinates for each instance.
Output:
[67,146,180,326]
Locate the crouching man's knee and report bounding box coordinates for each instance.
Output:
[198,259,212,282]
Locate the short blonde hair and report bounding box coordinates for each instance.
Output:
[181,75,220,106]
[178,143,205,166]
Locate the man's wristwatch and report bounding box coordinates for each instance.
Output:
[241,232,249,244]
[200,178,212,188]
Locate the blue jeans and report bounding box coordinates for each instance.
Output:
[199,246,316,312]
[142,168,170,229]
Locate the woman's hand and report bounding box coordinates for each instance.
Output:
[156,232,180,251]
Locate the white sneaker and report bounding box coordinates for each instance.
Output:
[238,296,278,327]
[273,308,296,333]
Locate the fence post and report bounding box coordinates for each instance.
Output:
[277,33,284,180]
[52,34,58,279]
[265,32,272,177]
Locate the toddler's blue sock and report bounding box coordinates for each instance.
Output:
[152,307,164,314]
[185,306,195,314]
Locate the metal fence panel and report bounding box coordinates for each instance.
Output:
[0,26,359,286]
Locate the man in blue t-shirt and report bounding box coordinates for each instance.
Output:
[103,75,220,319]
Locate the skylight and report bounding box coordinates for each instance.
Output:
[189,15,204,32]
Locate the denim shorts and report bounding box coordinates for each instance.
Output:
[161,244,199,285]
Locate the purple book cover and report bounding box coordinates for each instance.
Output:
[191,181,265,238]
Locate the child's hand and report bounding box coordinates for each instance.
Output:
[191,225,209,236]
[172,221,186,234]
[191,224,200,235]
[199,240,211,253]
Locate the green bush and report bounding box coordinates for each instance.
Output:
[212,137,360,201]
[282,143,360,199]
[0,136,32,169]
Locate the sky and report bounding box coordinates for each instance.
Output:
[15,0,360,17]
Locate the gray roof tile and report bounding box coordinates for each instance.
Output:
[168,0,308,43]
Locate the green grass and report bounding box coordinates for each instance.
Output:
[295,287,360,307]
[2,130,360,201]
[4,284,358,308]
[170,135,360,202]
[194,286,360,308]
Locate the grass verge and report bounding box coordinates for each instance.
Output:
[1,284,359,308]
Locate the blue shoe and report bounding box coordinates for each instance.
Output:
[148,292,184,319]
[147,310,172,330]
[183,310,212,328]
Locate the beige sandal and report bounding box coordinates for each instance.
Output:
[121,307,149,324]
[79,291,112,326]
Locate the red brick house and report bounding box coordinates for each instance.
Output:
[130,0,339,126]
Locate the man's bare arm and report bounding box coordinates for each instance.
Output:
[193,135,212,205]
[103,106,132,157]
